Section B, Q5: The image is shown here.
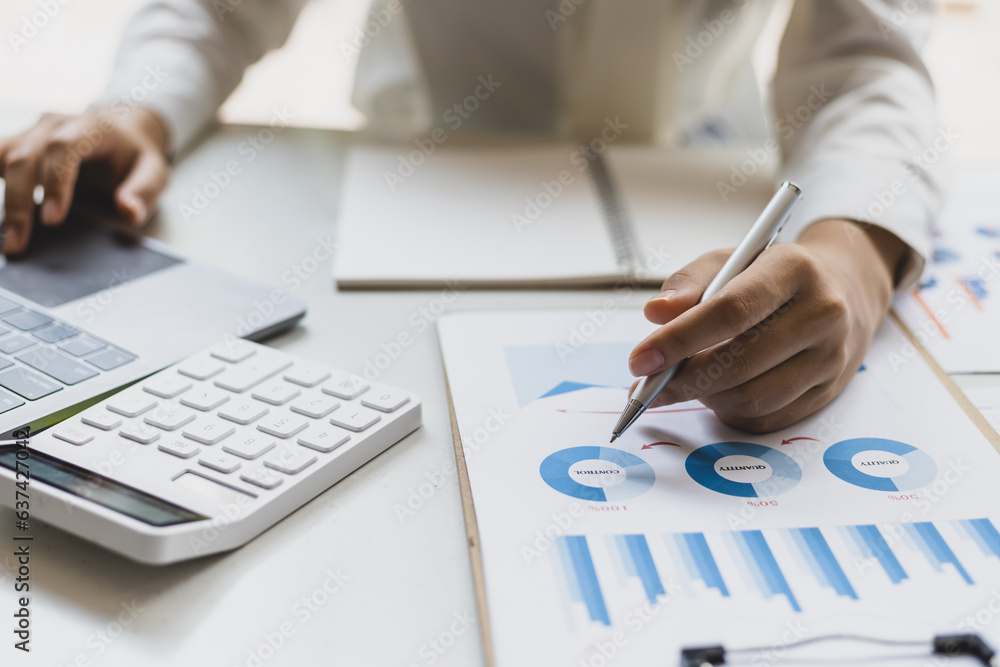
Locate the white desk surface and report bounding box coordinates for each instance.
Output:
[1,122,997,667]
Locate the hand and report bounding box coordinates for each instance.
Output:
[628,219,909,433]
[0,106,170,255]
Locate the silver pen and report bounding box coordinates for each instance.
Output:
[610,180,803,443]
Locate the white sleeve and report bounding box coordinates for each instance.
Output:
[774,0,946,290]
[93,0,308,156]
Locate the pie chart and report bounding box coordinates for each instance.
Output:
[823,438,937,491]
[539,446,655,502]
[685,442,802,497]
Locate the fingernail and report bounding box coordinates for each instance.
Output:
[41,200,59,225]
[629,349,664,376]
[652,289,676,302]
[123,196,146,224]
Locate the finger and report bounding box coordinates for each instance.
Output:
[699,348,843,430]
[40,133,80,226]
[114,149,168,225]
[2,148,42,255]
[644,248,732,325]
[629,245,810,377]
[711,380,841,434]
[654,300,819,404]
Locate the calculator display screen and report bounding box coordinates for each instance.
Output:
[0,446,207,527]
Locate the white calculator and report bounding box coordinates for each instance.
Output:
[0,339,421,564]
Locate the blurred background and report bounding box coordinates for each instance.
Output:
[0,0,997,159]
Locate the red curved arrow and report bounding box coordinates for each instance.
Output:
[780,437,820,445]
[642,441,683,450]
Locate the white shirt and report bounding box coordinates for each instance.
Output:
[95,0,944,288]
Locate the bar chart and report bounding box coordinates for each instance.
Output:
[554,518,1000,626]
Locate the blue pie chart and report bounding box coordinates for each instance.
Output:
[539,447,655,502]
[823,438,937,491]
[685,442,802,497]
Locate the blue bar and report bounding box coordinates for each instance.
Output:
[849,525,908,584]
[968,519,1000,560]
[909,522,974,585]
[796,528,858,600]
[682,533,730,597]
[562,536,612,625]
[737,531,801,612]
[623,534,665,603]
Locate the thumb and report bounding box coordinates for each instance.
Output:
[644,248,733,325]
[114,149,168,225]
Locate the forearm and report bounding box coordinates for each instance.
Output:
[774,0,944,291]
[93,0,307,156]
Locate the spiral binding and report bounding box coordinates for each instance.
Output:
[587,152,640,277]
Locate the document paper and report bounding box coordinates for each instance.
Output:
[439,309,1000,666]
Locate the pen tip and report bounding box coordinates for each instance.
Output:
[609,434,618,443]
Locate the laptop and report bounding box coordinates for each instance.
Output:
[0,208,306,439]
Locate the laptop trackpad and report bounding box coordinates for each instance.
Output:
[0,218,180,308]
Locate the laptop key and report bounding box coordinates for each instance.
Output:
[0,358,12,372]
[58,336,107,357]
[33,324,79,343]
[87,349,136,371]
[3,310,53,331]
[0,297,19,315]
[17,349,99,385]
[0,389,26,414]
[0,325,10,337]
[0,335,35,354]
[0,367,62,400]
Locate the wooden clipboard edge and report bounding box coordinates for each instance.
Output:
[443,370,496,667]
[890,310,1000,453]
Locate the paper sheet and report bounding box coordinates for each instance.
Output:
[439,309,1000,667]
[894,165,1000,372]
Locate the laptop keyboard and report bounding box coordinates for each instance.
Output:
[0,295,135,413]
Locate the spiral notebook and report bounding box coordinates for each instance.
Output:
[334,143,776,289]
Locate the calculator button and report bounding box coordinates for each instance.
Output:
[284,365,331,388]
[321,374,369,400]
[180,387,230,411]
[0,367,61,400]
[251,381,301,406]
[182,419,236,445]
[143,374,193,399]
[158,438,201,459]
[214,356,293,393]
[361,388,410,413]
[144,405,196,431]
[58,336,107,357]
[54,425,93,446]
[218,399,270,425]
[199,451,242,474]
[210,340,256,363]
[240,467,283,490]
[297,427,350,453]
[223,435,276,460]
[290,394,340,419]
[177,357,225,380]
[264,446,317,475]
[17,349,98,385]
[82,411,122,431]
[256,412,309,439]
[119,423,160,444]
[107,394,158,417]
[330,407,381,432]
[86,349,136,371]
